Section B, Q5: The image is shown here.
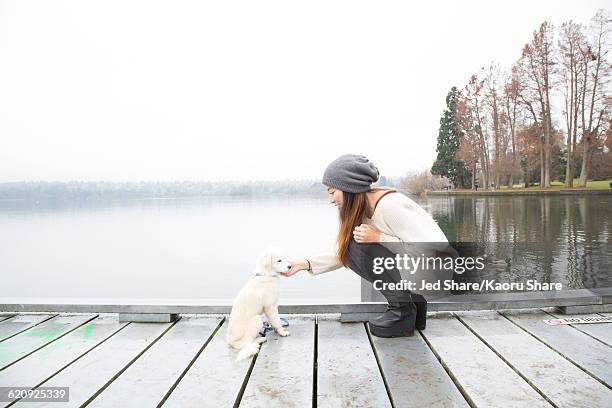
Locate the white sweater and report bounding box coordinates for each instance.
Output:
[307,191,449,275]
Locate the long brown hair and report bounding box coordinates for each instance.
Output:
[336,191,368,266]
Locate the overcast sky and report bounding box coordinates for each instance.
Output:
[0,0,608,182]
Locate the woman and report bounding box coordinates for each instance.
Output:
[283,154,450,338]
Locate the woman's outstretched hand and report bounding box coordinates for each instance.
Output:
[282,260,310,277]
[353,224,381,243]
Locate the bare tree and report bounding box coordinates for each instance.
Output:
[503,65,521,186]
[484,63,504,188]
[559,20,586,187]
[577,9,611,187]
[518,22,556,188]
[400,170,449,195]
[463,74,491,188]
[456,92,481,189]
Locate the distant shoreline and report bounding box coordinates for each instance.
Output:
[428,188,612,196]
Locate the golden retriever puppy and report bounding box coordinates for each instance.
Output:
[227,246,291,361]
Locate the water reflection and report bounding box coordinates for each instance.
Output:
[1,194,610,302]
[388,195,609,296]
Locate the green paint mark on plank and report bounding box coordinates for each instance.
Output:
[82,323,94,340]
[25,327,65,342]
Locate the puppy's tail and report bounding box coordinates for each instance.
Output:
[235,342,261,362]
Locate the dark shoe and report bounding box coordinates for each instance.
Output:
[259,317,289,337]
[415,301,427,331]
[368,302,416,338]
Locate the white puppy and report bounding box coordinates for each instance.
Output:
[227,246,291,361]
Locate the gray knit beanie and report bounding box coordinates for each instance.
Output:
[322,154,380,193]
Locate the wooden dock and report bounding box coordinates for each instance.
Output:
[0,309,611,407]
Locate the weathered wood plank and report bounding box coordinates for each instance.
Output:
[88,317,221,408]
[0,314,97,370]
[370,328,469,407]
[240,318,314,408]
[502,309,612,385]
[551,311,612,345]
[10,322,173,408]
[162,320,254,408]
[558,304,612,314]
[118,313,179,322]
[591,287,612,304]
[0,317,126,394]
[0,314,56,342]
[317,321,391,408]
[458,311,612,407]
[422,314,550,408]
[428,288,605,311]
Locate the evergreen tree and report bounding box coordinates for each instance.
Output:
[431,87,470,187]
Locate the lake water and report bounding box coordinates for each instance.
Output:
[1,193,610,304]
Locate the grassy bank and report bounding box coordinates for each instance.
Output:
[429,179,612,196]
[497,179,610,190]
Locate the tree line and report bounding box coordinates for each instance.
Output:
[0,177,400,201]
[0,180,323,201]
[432,10,611,189]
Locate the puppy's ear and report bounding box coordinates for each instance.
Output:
[258,252,273,273]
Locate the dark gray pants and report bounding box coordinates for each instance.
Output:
[345,239,426,306]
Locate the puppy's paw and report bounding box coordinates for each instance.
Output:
[276,328,290,337]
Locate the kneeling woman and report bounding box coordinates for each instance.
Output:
[283,154,449,337]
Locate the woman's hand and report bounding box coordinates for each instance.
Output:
[282,260,310,277]
[353,224,381,243]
